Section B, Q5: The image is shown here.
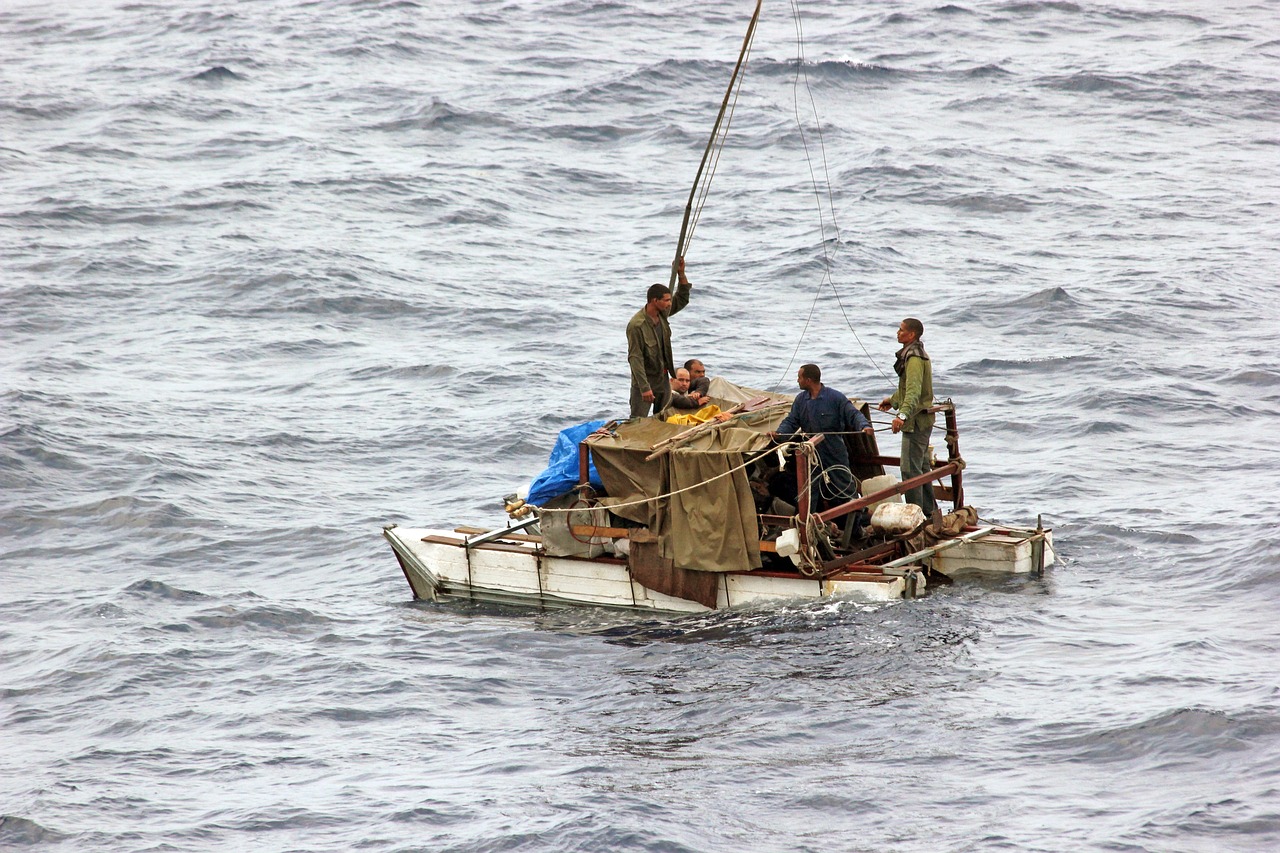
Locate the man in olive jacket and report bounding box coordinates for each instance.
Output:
[626,258,691,417]
[879,317,936,515]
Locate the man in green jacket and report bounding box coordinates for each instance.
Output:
[626,258,692,417]
[879,317,936,515]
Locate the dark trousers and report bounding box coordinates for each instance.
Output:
[629,379,671,418]
[900,428,937,515]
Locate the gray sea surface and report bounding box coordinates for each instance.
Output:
[3,0,1279,850]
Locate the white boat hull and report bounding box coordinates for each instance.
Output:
[384,524,1056,613]
[384,526,919,612]
[931,529,1055,577]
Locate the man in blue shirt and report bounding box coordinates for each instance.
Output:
[774,363,874,508]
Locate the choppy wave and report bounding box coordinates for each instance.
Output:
[2,0,1278,850]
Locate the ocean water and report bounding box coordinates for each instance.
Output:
[3,0,1279,850]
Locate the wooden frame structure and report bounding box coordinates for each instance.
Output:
[573,402,969,579]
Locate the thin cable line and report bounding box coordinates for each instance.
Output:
[686,35,755,253]
[771,0,891,390]
[536,445,777,513]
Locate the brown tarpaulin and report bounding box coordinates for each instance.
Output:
[626,529,720,609]
[589,407,787,573]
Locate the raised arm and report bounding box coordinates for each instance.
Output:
[669,257,691,317]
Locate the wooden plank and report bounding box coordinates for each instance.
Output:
[410,539,470,584]
[820,540,899,574]
[554,552,628,566]
[726,573,822,599]
[462,549,541,593]
[420,534,534,556]
[823,577,903,602]
[541,557,639,606]
[880,526,995,568]
[827,572,898,583]
[569,525,632,539]
[428,545,640,605]
[453,526,543,543]
[856,455,901,467]
[420,534,465,546]
[541,556,635,583]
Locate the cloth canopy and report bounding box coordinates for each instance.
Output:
[588,405,787,573]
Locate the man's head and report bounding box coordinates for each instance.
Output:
[671,368,691,393]
[646,283,673,313]
[797,363,821,391]
[684,359,706,381]
[897,318,924,345]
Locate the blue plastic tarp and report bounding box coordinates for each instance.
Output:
[526,419,608,506]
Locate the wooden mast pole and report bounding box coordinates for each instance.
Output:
[668,0,763,289]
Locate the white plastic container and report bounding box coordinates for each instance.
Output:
[774,528,803,565]
[860,474,904,512]
[870,502,925,534]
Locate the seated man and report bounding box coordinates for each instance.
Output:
[668,368,706,410]
[773,363,874,509]
[684,358,711,400]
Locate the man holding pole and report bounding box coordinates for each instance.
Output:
[879,318,936,516]
[626,258,692,418]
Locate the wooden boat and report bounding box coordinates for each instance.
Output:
[384,519,1054,612]
[383,3,1054,611]
[384,386,1054,612]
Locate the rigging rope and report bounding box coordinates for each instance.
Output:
[670,3,892,391]
[770,1,891,391]
[536,445,778,513]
